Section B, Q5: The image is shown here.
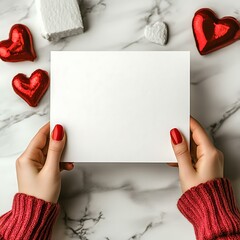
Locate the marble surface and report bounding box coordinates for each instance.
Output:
[0,0,239,239]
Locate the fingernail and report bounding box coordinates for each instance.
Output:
[52,124,64,141]
[170,128,182,145]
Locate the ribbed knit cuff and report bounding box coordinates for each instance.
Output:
[177,178,240,240]
[0,193,60,240]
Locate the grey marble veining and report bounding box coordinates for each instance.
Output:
[0,0,239,239]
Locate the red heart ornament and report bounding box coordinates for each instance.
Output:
[12,69,49,107]
[0,24,36,62]
[192,8,240,55]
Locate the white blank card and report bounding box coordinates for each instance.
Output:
[51,51,189,162]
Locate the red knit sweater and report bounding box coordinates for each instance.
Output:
[178,178,240,240]
[0,194,59,240]
[0,178,239,240]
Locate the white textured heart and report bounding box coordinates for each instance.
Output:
[144,21,168,45]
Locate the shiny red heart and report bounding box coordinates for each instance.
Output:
[0,24,36,62]
[12,69,49,107]
[192,8,240,55]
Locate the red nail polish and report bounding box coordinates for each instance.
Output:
[170,128,182,145]
[52,124,64,141]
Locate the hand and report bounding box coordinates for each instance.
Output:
[16,123,74,203]
[169,117,224,193]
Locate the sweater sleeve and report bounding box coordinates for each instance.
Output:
[177,178,240,240]
[0,193,60,240]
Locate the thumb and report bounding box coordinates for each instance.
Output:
[170,128,195,177]
[45,124,66,172]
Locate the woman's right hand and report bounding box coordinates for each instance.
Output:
[169,117,224,193]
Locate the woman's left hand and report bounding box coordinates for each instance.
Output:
[16,123,74,203]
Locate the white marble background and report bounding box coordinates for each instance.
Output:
[0,0,239,239]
